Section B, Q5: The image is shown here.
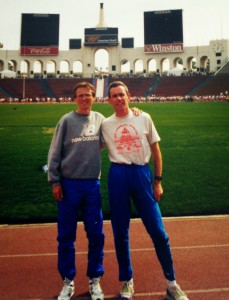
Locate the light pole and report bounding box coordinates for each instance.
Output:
[0,43,3,79]
[22,45,26,100]
[22,74,26,99]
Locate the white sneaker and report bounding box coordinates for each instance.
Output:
[58,278,74,300]
[120,279,134,299]
[166,284,189,300]
[89,277,104,300]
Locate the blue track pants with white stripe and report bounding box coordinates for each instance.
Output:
[57,178,104,281]
[108,163,175,282]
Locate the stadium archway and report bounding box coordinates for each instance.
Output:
[47,61,56,76]
[174,57,184,69]
[121,59,130,74]
[186,57,197,72]
[200,56,209,73]
[134,59,143,74]
[20,60,29,76]
[148,59,157,75]
[59,60,69,76]
[34,60,43,76]
[161,58,170,73]
[0,60,3,71]
[95,49,109,73]
[9,60,17,72]
[73,61,83,76]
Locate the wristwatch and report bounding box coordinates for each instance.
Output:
[154,176,162,181]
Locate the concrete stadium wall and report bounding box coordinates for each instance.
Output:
[0,39,228,77]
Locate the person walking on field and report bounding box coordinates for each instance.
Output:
[101,81,189,300]
[48,82,105,300]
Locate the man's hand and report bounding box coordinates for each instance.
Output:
[52,185,63,201]
[130,107,142,116]
[153,182,163,201]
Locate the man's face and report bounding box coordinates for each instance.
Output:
[108,85,129,112]
[74,87,94,112]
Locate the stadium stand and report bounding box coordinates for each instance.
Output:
[108,77,156,97]
[191,74,229,96]
[0,75,229,100]
[46,78,92,99]
[151,76,208,97]
[0,79,24,98]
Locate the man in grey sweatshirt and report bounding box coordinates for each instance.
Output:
[48,82,105,300]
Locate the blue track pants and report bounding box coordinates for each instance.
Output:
[108,163,175,282]
[57,178,104,281]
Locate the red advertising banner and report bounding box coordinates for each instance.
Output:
[20,46,59,56]
[144,43,183,53]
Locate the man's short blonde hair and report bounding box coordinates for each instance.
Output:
[108,81,129,98]
[73,82,96,99]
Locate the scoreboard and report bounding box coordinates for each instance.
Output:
[84,28,118,47]
[144,10,183,53]
[20,13,59,55]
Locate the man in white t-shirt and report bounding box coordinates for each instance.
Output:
[101,81,188,300]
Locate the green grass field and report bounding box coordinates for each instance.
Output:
[0,102,228,224]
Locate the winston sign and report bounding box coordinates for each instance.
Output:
[144,43,183,53]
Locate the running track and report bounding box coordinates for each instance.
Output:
[0,215,228,300]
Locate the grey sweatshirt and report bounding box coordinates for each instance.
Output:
[48,110,105,184]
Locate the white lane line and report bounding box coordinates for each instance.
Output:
[0,244,228,258]
[18,287,229,299]
[132,287,229,298]
[186,287,229,294]
[110,287,229,298]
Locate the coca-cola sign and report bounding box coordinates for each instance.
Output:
[20,46,59,56]
[144,43,183,53]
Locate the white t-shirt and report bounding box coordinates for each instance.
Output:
[101,110,160,165]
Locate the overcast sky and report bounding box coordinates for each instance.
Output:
[0,0,229,50]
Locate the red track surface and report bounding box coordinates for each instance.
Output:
[0,215,228,300]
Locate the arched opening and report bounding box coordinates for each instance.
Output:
[187,57,197,73]
[60,60,69,77]
[134,59,143,75]
[20,60,29,77]
[34,61,43,77]
[200,56,209,74]
[0,60,4,71]
[121,59,130,75]
[47,60,56,77]
[95,49,109,75]
[8,60,16,72]
[148,59,157,76]
[174,57,184,69]
[73,61,83,77]
[161,58,170,73]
